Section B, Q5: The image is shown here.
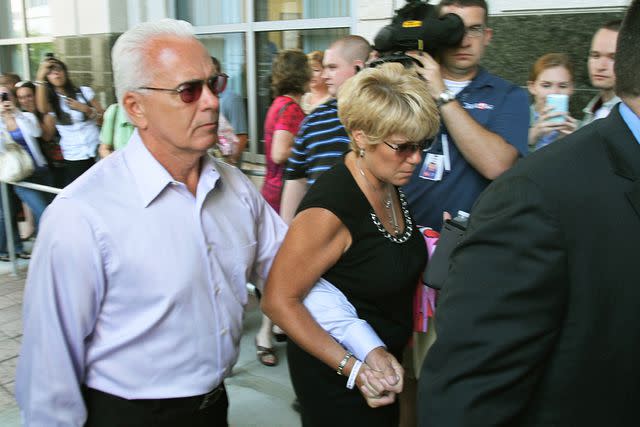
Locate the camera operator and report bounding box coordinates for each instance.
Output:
[403,0,528,231]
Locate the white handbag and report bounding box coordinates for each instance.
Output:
[0,127,35,183]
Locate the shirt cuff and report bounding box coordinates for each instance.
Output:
[341,321,385,362]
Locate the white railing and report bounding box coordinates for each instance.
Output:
[1,166,263,276]
[1,180,61,276]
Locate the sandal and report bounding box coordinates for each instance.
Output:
[0,255,10,262]
[255,338,278,367]
[17,253,31,259]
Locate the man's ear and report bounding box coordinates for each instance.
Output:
[123,92,147,130]
[483,27,493,46]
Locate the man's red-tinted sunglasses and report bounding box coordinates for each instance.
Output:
[138,73,228,103]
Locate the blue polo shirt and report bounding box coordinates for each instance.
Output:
[284,98,350,186]
[403,67,529,228]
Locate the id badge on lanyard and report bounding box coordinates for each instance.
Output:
[418,132,451,181]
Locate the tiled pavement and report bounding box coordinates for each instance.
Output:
[0,264,300,426]
[0,270,23,426]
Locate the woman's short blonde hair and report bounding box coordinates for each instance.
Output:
[337,63,440,151]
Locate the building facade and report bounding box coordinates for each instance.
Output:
[0,0,628,161]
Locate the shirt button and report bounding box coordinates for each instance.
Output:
[215,287,221,295]
[207,244,213,253]
[221,328,228,335]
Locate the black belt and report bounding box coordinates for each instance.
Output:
[195,383,225,410]
[84,383,226,412]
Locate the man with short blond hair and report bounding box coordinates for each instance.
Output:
[581,19,622,127]
[280,35,371,224]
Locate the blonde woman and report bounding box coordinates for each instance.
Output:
[263,63,439,426]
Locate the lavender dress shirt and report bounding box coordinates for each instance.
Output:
[16,131,286,426]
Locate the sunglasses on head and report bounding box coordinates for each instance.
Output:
[382,139,430,154]
[138,74,228,103]
[47,64,64,73]
[15,80,34,89]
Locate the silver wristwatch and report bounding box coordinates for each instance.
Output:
[436,89,456,107]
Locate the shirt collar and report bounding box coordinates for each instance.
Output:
[467,67,492,90]
[123,130,222,207]
[619,101,640,145]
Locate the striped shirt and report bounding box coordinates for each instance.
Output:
[284,98,350,186]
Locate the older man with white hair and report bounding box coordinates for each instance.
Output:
[16,19,286,426]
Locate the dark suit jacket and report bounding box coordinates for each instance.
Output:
[418,105,640,427]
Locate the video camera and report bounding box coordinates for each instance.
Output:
[372,0,465,67]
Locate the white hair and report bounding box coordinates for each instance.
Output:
[111,19,195,106]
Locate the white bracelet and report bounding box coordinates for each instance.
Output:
[346,360,363,390]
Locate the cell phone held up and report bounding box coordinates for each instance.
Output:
[545,94,569,123]
[423,211,470,290]
[1,92,8,102]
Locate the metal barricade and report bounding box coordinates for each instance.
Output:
[1,180,61,276]
[2,166,264,276]
[0,160,267,277]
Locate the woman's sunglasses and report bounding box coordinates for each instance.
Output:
[382,139,430,154]
[138,74,228,104]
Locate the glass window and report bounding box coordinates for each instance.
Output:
[0,0,26,38]
[27,42,53,78]
[177,0,244,25]
[25,0,52,37]
[254,27,348,152]
[0,45,26,78]
[255,0,349,21]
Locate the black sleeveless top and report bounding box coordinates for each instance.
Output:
[297,161,427,354]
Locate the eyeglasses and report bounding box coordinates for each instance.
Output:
[465,25,486,38]
[382,139,429,154]
[137,74,228,104]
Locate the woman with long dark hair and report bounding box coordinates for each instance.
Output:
[15,80,65,188]
[34,56,104,185]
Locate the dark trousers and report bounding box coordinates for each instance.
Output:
[63,158,95,186]
[83,385,229,427]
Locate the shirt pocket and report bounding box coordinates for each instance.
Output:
[221,240,257,306]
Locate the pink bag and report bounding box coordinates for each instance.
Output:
[413,227,439,333]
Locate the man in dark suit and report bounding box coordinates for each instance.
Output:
[418,1,640,426]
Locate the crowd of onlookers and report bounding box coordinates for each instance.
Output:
[3,0,639,425]
[0,15,621,266]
